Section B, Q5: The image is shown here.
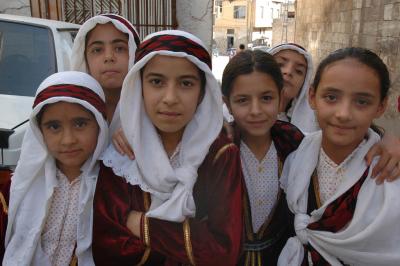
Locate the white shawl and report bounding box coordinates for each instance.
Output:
[101,30,223,222]
[70,14,140,136]
[278,129,400,266]
[4,71,109,266]
[269,44,319,133]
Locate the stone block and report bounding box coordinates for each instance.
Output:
[379,20,400,37]
[384,3,393,20]
[363,21,378,35]
[352,9,361,22]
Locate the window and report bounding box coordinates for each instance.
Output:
[227,29,235,34]
[0,21,57,96]
[234,6,246,19]
[260,6,264,18]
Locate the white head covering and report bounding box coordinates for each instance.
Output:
[101,30,223,222]
[71,14,140,135]
[71,13,140,72]
[4,71,108,266]
[269,43,319,133]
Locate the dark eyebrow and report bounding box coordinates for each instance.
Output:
[144,72,164,79]
[41,119,60,126]
[180,75,200,80]
[354,92,375,98]
[87,38,128,47]
[112,39,128,45]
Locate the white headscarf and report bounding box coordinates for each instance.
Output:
[278,129,400,266]
[71,14,140,135]
[101,30,223,222]
[269,43,319,133]
[4,71,108,266]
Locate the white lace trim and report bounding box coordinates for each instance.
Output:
[100,145,170,199]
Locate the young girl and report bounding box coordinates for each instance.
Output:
[278,47,400,265]
[71,14,140,134]
[93,30,243,265]
[222,49,304,265]
[3,71,108,265]
[269,43,318,133]
[269,43,400,182]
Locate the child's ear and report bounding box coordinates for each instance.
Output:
[308,86,317,110]
[375,96,388,118]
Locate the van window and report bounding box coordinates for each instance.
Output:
[0,21,56,96]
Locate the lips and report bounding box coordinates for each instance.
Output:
[158,111,181,117]
[102,70,119,75]
[60,149,81,156]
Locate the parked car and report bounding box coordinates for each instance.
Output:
[252,45,269,53]
[0,14,79,180]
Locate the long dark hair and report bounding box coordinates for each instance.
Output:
[221,50,283,97]
[313,47,390,101]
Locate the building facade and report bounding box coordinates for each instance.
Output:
[213,0,283,53]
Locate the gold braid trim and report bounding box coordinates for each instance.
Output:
[213,143,236,164]
[0,192,8,215]
[69,255,78,266]
[143,215,150,247]
[311,170,322,208]
[183,219,196,265]
[136,191,152,265]
[136,248,151,266]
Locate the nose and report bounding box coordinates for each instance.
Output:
[61,127,77,146]
[249,99,262,116]
[281,63,293,77]
[162,83,179,106]
[335,100,352,122]
[104,46,115,63]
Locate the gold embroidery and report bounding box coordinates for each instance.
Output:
[143,191,150,211]
[0,192,8,215]
[69,255,77,266]
[213,143,236,164]
[136,191,152,265]
[257,251,262,266]
[143,215,150,247]
[136,248,151,266]
[312,170,322,208]
[183,219,196,265]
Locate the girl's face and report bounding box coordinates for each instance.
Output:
[274,49,307,101]
[309,58,387,160]
[39,102,99,179]
[226,71,280,141]
[142,55,203,141]
[85,23,129,95]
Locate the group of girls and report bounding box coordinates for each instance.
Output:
[0,13,399,266]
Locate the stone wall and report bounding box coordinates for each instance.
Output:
[273,0,400,135]
[176,0,214,51]
[0,0,30,16]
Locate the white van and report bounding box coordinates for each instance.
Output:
[0,14,79,180]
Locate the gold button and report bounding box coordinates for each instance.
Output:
[258,166,263,173]
[258,200,263,206]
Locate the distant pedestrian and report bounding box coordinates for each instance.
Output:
[238,43,245,53]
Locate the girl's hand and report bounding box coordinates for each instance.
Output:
[112,127,135,160]
[126,210,142,237]
[365,133,400,184]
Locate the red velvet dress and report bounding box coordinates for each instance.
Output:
[93,134,244,266]
[0,179,11,262]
